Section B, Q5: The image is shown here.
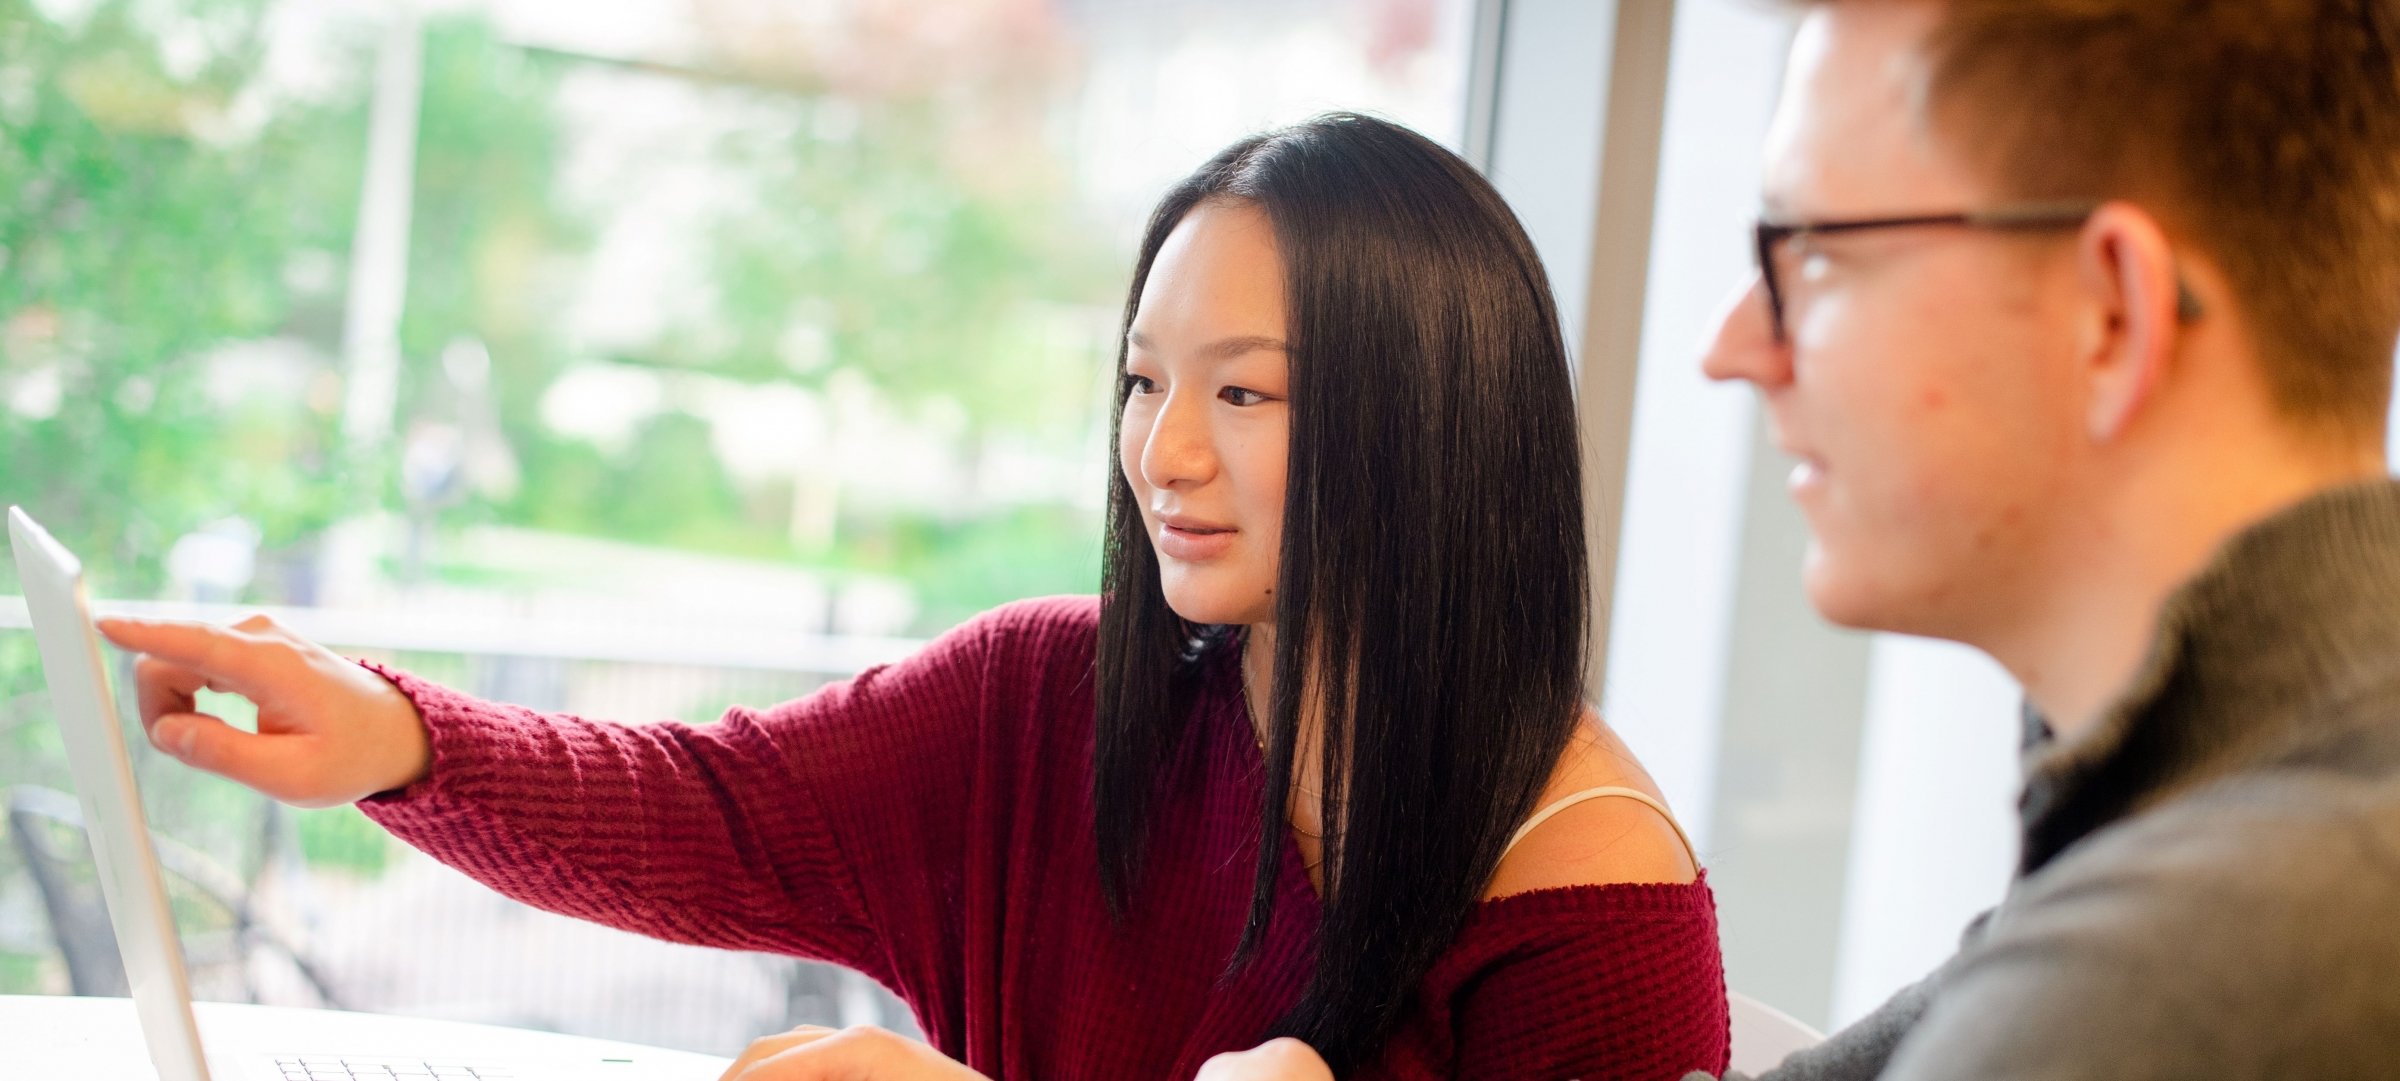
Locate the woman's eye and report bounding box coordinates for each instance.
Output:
[1124,374,1159,397]
[1220,386,1272,407]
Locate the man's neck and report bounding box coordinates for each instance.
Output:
[1998,444,2384,740]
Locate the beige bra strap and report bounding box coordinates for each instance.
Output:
[1501,785,1698,864]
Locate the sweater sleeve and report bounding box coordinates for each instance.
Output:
[1704,911,1987,1081]
[1704,971,1936,1081]
[354,607,1004,984]
[1372,880,1732,1081]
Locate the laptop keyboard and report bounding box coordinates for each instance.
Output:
[274,1056,516,1079]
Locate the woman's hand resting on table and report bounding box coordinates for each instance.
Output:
[712,1027,1331,1081]
[1196,1039,1334,1081]
[719,1027,988,1081]
[97,614,432,807]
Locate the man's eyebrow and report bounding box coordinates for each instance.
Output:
[1125,331,1288,360]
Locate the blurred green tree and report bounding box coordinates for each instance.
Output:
[486,40,1119,579]
[0,0,1116,617]
[0,0,368,592]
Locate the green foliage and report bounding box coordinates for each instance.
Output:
[294,806,390,876]
[393,16,584,462]
[400,19,580,359]
[0,0,369,591]
[847,503,1101,631]
[0,0,1112,624]
[0,8,1120,991]
[591,411,748,547]
[0,948,46,995]
[696,95,1115,414]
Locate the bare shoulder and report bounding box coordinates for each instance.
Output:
[1482,711,1699,900]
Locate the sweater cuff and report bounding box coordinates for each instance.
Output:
[351,658,483,812]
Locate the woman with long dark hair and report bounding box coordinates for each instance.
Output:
[102,114,1729,1079]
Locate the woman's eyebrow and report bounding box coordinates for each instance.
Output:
[1125,331,1289,360]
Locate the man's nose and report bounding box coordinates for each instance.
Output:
[1700,277,1793,388]
[1139,391,1217,490]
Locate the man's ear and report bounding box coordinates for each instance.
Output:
[2075,202,2187,443]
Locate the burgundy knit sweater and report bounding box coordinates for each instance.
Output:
[358,596,1729,1080]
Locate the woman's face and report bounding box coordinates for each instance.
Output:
[1120,199,1291,628]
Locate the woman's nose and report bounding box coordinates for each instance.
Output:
[1138,392,1218,490]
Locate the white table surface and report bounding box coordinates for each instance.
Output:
[1,995,734,1081]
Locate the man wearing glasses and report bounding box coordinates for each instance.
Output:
[1206,0,2400,1078]
[1686,1,2400,1074]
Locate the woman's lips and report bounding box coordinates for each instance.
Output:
[1158,522,1237,561]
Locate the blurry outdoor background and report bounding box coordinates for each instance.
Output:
[0,0,1470,1053]
[30,0,2397,1059]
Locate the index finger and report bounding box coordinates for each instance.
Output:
[96,617,282,694]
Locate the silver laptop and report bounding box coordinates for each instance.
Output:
[9,506,719,1081]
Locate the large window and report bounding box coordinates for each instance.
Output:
[0,0,1472,1051]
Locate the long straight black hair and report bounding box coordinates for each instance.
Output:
[1093,113,1589,1073]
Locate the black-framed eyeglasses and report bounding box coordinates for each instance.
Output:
[1752,199,2204,342]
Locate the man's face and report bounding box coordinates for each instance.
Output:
[1702,1,2090,643]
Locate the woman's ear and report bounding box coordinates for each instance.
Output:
[2076,202,2188,443]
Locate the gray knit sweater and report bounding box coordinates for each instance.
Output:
[1703,479,2400,1081]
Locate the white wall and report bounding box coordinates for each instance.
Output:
[1597,0,1787,855]
[1829,637,2021,1024]
[1483,0,1614,360]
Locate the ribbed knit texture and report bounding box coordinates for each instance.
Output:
[359,595,1729,1080]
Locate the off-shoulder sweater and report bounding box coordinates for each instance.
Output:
[360,595,1729,1080]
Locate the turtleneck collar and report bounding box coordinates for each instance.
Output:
[2018,478,2400,874]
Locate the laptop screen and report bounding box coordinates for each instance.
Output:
[10,506,214,1081]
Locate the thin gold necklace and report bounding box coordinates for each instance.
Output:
[1241,654,1325,841]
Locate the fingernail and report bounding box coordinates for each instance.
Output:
[174,725,199,759]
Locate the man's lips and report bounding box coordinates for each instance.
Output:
[1771,438,1827,496]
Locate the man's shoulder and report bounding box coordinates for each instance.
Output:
[2008,765,2400,946]
[1885,772,2400,1079]
[2095,753,2396,867]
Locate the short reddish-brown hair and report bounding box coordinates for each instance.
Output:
[1818,0,2400,440]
